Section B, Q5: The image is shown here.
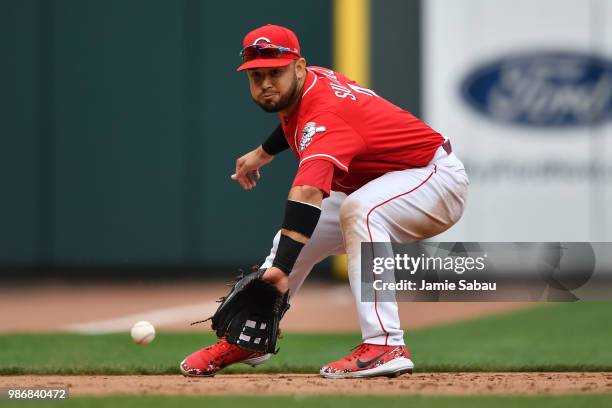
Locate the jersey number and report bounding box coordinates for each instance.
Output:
[348,84,378,97]
[331,83,378,100]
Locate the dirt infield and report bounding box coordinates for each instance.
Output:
[2,373,612,396]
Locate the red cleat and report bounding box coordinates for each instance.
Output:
[180,338,270,377]
[320,343,414,379]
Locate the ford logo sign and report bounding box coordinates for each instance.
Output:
[461,52,612,127]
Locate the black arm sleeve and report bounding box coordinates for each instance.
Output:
[272,200,322,275]
[261,124,290,156]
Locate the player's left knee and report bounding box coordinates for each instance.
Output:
[339,196,368,230]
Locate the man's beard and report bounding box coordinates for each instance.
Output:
[254,74,300,113]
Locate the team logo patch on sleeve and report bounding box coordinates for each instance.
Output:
[299,122,326,153]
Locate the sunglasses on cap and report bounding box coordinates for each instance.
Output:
[239,43,300,63]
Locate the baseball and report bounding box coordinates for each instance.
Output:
[130,321,156,345]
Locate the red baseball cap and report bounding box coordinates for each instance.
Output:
[237,24,301,72]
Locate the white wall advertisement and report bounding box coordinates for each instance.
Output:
[423,0,612,241]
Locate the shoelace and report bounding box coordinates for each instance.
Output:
[343,344,372,361]
[202,340,232,358]
[205,339,258,363]
[207,340,229,351]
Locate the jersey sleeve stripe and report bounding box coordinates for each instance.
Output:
[299,154,348,171]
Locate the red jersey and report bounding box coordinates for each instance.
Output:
[280,66,444,196]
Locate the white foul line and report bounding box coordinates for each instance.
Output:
[63,301,219,334]
[62,285,354,334]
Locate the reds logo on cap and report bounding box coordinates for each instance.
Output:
[237,24,301,72]
[252,37,272,45]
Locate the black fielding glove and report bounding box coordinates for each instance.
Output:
[196,267,289,354]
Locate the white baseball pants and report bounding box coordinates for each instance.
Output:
[260,146,469,345]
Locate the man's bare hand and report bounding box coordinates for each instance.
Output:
[231,146,274,190]
[262,266,289,294]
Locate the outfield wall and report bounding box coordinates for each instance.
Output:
[0,0,332,269]
[1,0,608,277]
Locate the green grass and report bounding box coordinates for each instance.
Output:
[3,395,612,408]
[1,303,611,375]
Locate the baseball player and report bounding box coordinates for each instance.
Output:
[181,24,468,378]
